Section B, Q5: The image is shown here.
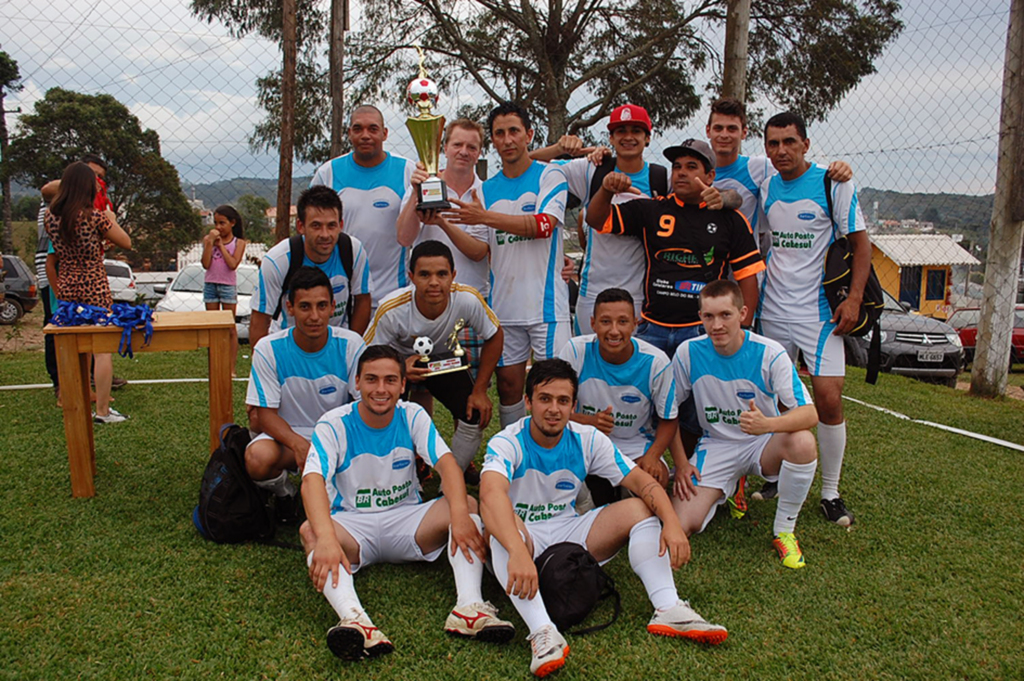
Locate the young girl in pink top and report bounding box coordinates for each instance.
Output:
[202,205,247,375]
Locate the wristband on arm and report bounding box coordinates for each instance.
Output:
[534,214,554,239]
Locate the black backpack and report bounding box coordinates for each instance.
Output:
[535,542,621,635]
[566,156,669,210]
[193,424,276,544]
[822,175,885,384]
[271,233,355,321]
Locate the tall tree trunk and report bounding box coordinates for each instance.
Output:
[722,0,751,100]
[329,0,348,158]
[275,0,297,244]
[0,91,13,254]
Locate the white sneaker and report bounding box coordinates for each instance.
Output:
[527,623,569,677]
[326,611,393,661]
[647,600,728,645]
[93,408,128,424]
[445,601,515,642]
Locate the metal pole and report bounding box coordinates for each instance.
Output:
[722,0,751,100]
[329,0,348,158]
[971,0,1024,397]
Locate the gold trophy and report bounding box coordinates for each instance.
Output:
[412,319,469,377]
[405,45,451,210]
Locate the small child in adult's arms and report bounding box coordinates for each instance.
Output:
[202,205,247,376]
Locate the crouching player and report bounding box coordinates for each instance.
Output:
[481,359,726,678]
[671,280,818,568]
[300,345,514,661]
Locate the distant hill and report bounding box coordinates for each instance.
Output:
[860,188,993,234]
[180,177,313,207]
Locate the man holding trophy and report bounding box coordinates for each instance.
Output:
[365,240,504,477]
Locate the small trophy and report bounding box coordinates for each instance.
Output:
[412,319,470,377]
[406,45,451,211]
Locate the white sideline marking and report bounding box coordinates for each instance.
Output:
[0,377,250,390]
[843,395,1024,453]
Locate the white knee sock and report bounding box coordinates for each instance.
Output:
[448,514,485,607]
[254,470,295,497]
[499,398,527,428]
[628,517,679,611]
[307,550,362,620]
[774,460,818,535]
[489,535,553,635]
[817,421,846,501]
[451,421,483,470]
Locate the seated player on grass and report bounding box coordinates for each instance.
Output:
[364,240,503,482]
[480,359,726,678]
[670,279,818,569]
[245,267,366,523]
[300,344,514,661]
[558,287,697,506]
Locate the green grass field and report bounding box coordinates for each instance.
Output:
[1,348,1022,680]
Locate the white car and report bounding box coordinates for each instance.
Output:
[155,263,257,342]
[104,259,138,303]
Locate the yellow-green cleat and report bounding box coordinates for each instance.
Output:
[772,532,805,569]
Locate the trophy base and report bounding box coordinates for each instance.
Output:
[416,353,469,377]
[418,176,451,212]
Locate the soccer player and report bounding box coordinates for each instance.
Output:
[364,240,504,474]
[558,288,694,506]
[480,359,726,678]
[310,105,417,307]
[250,185,372,347]
[245,267,366,522]
[445,102,570,429]
[756,111,871,527]
[671,280,818,568]
[584,139,765,455]
[300,345,514,660]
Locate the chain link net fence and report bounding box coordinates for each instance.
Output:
[1,0,1018,382]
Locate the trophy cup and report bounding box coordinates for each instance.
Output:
[412,320,470,377]
[406,45,451,211]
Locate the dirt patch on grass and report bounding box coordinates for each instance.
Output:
[0,307,46,353]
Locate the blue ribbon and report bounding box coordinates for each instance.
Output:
[52,301,154,358]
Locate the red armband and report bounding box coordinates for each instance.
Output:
[534,214,554,239]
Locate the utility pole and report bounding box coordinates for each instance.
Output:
[722,0,751,100]
[275,0,297,244]
[972,0,1024,397]
[329,0,349,158]
[0,106,20,254]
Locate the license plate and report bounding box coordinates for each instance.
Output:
[917,349,944,362]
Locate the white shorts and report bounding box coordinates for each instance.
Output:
[573,296,643,336]
[330,498,444,573]
[692,434,772,498]
[523,507,606,563]
[759,318,845,377]
[499,321,571,366]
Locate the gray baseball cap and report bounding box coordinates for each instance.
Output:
[663,138,715,171]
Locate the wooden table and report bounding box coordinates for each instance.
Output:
[45,310,235,498]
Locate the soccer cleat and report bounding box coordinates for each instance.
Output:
[647,600,728,645]
[111,375,129,389]
[93,408,128,424]
[527,624,569,677]
[463,462,481,486]
[751,480,778,502]
[274,491,304,525]
[728,476,748,519]
[445,601,515,642]
[327,611,394,661]
[820,497,855,527]
[773,532,806,569]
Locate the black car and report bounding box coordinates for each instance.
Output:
[1,254,39,324]
[844,289,964,387]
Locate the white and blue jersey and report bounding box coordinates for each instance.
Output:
[557,158,651,305]
[252,234,372,333]
[480,161,569,325]
[672,331,813,442]
[558,335,677,460]
[305,401,450,513]
[713,154,774,237]
[482,418,634,523]
[246,327,365,438]
[758,163,866,323]
[310,152,417,304]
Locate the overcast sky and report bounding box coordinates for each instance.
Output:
[1,0,1009,195]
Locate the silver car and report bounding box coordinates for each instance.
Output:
[104,259,137,303]
[154,263,257,342]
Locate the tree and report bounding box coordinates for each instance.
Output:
[247,0,902,160]
[236,193,272,245]
[12,195,38,221]
[1,51,24,254]
[8,88,202,258]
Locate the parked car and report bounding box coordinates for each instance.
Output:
[1,254,39,324]
[947,305,1024,366]
[154,263,256,342]
[105,259,138,303]
[844,288,963,387]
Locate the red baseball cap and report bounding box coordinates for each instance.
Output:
[607,104,652,134]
